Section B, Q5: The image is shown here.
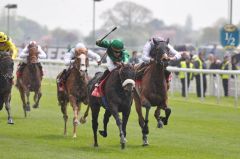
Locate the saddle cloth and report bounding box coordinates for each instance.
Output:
[91,73,111,97]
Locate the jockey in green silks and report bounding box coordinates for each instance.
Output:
[95,39,129,86]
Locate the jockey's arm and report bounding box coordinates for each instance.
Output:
[122,50,130,64]
[19,46,29,58]
[64,49,75,66]
[6,40,18,59]
[167,44,182,61]
[88,49,101,62]
[37,46,47,59]
[96,39,111,49]
[142,41,152,63]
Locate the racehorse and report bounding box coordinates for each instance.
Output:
[133,39,171,146]
[0,54,14,124]
[84,64,135,149]
[56,50,89,138]
[16,43,42,117]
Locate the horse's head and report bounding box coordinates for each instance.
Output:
[118,64,136,93]
[73,48,89,76]
[151,38,169,66]
[28,43,38,64]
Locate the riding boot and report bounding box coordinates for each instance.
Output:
[16,63,27,78]
[135,63,148,80]
[95,69,110,87]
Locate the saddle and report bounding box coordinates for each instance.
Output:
[135,63,151,80]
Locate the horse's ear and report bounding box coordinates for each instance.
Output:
[166,38,170,44]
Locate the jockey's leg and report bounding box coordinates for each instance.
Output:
[95,69,110,87]
[16,62,27,78]
[136,63,148,80]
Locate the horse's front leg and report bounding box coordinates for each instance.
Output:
[111,107,125,149]
[99,109,111,138]
[4,93,14,124]
[33,89,42,108]
[122,108,131,143]
[154,106,164,128]
[69,95,80,138]
[26,91,31,111]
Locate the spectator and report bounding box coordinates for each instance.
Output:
[129,50,140,64]
[205,53,214,69]
[178,55,194,97]
[220,54,231,97]
[193,52,207,97]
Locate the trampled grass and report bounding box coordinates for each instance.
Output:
[0,79,240,159]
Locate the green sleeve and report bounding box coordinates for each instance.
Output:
[122,50,130,63]
[96,39,111,49]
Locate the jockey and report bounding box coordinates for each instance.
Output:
[95,38,129,86]
[57,42,101,90]
[0,32,18,59]
[16,41,47,78]
[140,37,183,87]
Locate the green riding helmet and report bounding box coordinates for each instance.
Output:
[111,39,124,50]
[0,32,8,43]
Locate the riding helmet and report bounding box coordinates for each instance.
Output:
[0,32,8,43]
[111,39,124,50]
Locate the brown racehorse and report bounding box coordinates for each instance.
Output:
[56,49,89,138]
[133,39,171,146]
[16,43,42,117]
[0,54,14,124]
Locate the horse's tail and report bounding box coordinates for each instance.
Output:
[80,105,89,124]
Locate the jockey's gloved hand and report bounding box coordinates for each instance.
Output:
[96,40,101,45]
[97,61,101,65]
[114,62,122,67]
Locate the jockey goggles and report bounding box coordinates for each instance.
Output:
[111,47,122,54]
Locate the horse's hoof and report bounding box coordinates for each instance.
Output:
[79,117,87,124]
[142,142,149,146]
[94,143,99,147]
[160,116,168,125]
[33,104,39,109]
[121,143,125,149]
[73,134,77,138]
[99,130,107,137]
[157,120,164,128]
[8,118,14,124]
[25,106,31,112]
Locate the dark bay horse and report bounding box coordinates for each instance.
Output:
[16,43,42,117]
[56,50,89,138]
[0,54,14,124]
[133,39,171,146]
[85,64,135,149]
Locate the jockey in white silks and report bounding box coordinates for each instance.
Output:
[138,37,183,89]
[16,41,47,78]
[57,42,101,91]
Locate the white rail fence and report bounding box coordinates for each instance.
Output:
[13,59,240,107]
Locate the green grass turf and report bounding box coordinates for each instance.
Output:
[0,79,240,159]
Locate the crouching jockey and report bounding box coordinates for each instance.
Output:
[16,41,46,78]
[57,42,101,91]
[0,32,18,59]
[94,38,129,88]
[137,37,183,89]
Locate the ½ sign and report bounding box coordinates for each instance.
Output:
[220,24,239,49]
